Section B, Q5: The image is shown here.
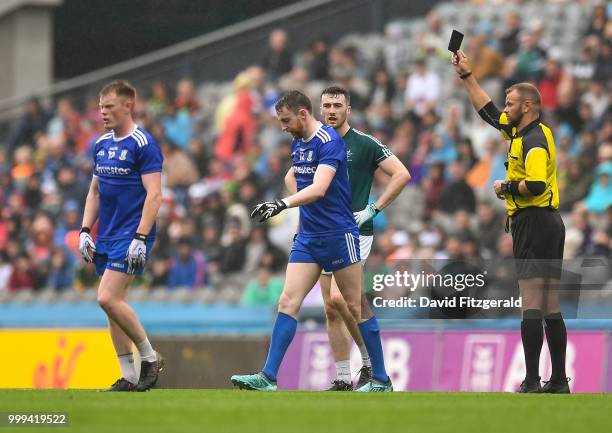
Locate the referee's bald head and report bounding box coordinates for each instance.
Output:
[505,83,541,111]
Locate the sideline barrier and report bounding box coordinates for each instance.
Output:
[278,330,609,392]
[1,329,609,390]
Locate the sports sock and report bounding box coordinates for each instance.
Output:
[520,309,543,382]
[262,312,297,382]
[358,344,371,367]
[544,312,567,382]
[136,337,157,362]
[358,317,388,383]
[335,360,351,384]
[118,352,138,384]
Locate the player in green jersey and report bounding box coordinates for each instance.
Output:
[319,86,410,391]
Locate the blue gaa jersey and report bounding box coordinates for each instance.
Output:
[93,125,163,241]
[292,123,357,236]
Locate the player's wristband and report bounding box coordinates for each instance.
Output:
[371,203,381,215]
[134,233,148,241]
[501,181,521,196]
[459,71,472,79]
[80,227,91,234]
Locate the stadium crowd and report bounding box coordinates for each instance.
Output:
[0,0,610,304]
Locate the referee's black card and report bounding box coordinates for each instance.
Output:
[448,30,464,53]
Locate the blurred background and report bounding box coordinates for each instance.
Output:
[0,0,610,391]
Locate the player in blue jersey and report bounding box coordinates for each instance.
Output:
[230,90,367,391]
[79,80,164,392]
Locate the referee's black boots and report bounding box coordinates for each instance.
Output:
[542,377,571,394]
[518,378,542,393]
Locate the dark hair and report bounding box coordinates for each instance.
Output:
[505,82,541,108]
[274,90,312,114]
[99,79,136,101]
[321,85,351,104]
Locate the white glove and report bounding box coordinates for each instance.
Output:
[126,236,147,274]
[79,229,96,263]
[353,203,380,228]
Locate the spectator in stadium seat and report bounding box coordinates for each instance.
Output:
[188,138,209,178]
[53,200,81,248]
[11,146,35,187]
[74,261,98,291]
[581,80,609,122]
[438,161,476,214]
[514,31,547,82]
[584,3,607,38]
[467,33,504,82]
[56,165,87,205]
[147,81,170,117]
[423,162,446,219]
[538,58,565,112]
[305,38,330,81]
[23,173,43,211]
[497,12,521,57]
[405,58,441,118]
[475,201,503,258]
[219,218,247,274]
[456,137,478,171]
[262,29,293,80]
[161,140,199,192]
[161,104,192,149]
[585,161,612,213]
[0,251,12,292]
[593,39,611,82]
[45,246,75,291]
[8,97,50,154]
[215,72,256,161]
[241,265,283,306]
[8,254,35,292]
[168,237,206,289]
[174,78,199,114]
[149,255,170,289]
[368,68,396,106]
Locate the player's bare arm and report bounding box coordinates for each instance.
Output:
[374,155,410,210]
[81,176,100,229]
[251,165,335,223]
[284,165,335,207]
[284,167,297,194]
[136,172,162,235]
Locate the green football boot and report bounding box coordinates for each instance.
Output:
[355,377,393,392]
[231,372,278,391]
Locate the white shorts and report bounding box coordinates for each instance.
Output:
[321,235,373,276]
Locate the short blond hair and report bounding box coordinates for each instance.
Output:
[99,79,136,101]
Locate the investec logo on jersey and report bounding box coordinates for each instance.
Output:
[294,165,317,175]
[95,164,131,175]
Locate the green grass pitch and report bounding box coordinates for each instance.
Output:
[0,389,610,433]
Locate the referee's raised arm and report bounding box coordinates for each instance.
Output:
[451,50,491,111]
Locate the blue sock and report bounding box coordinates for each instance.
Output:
[262,312,297,382]
[358,317,389,383]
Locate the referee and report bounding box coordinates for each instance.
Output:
[452,50,569,393]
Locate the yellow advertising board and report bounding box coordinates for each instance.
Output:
[0,329,121,388]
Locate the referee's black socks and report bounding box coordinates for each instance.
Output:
[521,309,543,382]
[544,312,567,381]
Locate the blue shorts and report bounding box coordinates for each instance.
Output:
[289,231,360,272]
[94,238,154,276]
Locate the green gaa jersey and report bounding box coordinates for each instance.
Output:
[343,127,394,236]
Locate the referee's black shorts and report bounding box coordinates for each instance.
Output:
[510,207,565,280]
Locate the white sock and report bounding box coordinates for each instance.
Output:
[358,344,371,367]
[118,352,138,384]
[136,337,157,362]
[335,360,351,384]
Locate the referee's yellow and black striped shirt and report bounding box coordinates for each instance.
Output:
[479,104,559,216]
